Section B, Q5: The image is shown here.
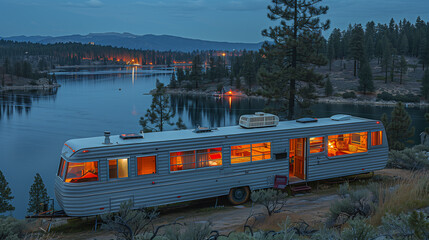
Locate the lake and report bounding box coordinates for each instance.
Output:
[0,66,427,218]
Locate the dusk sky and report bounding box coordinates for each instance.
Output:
[1,0,428,43]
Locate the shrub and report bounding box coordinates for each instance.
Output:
[387,145,429,170]
[328,184,379,226]
[340,217,376,240]
[101,200,159,240]
[342,91,356,99]
[251,189,288,216]
[377,91,420,103]
[380,211,429,239]
[0,217,25,240]
[164,221,211,240]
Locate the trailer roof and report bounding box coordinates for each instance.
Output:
[64,116,377,154]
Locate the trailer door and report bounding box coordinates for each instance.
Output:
[289,138,306,180]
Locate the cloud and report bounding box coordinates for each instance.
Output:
[65,0,103,8]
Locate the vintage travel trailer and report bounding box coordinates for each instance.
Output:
[55,113,388,216]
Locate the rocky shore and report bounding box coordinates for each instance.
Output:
[163,88,429,107]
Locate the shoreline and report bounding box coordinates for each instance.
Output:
[165,88,429,108]
[0,84,61,92]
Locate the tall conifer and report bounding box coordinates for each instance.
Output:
[0,170,15,214]
[27,173,49,215]
[259,0,330,119]
[358,60,374,94]
[384,102,415,150]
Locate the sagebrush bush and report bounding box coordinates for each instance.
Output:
[0,217,25,240]
[387,145,429,170]
[251,189,288,216]
[328,185,379,227]
[340,217,376,240]
[164,222,211,240]
[342,91,357,99]
[380,211,429,239]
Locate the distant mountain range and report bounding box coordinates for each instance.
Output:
[1,32,263,52]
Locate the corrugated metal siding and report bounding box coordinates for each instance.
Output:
[55,121,388,216]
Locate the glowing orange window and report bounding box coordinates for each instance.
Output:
[65,161,98,183]
[137,156,156,175]
[251,142,271,161]
[328,132,368,157]
[371,131,383,146]
[310,137,324,153]
[197,148,222,168]
[170,151,196,172]
[58,158,65,178]
[231,144,251,164]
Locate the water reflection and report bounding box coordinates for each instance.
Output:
[0,88,58,121]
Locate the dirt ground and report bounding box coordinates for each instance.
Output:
[44,168,410,240]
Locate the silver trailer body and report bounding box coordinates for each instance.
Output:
[55,116,388,216]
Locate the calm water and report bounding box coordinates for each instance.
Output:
[0,66,427,218]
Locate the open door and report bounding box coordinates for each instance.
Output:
[289,138,306,180]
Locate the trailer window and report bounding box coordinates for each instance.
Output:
[231,144,251,164]
[170,150,196,171]
[371,131,383,146]
[109,158,129,179]
[328,132,368,157]
[197,148,222,168]
[58,158,65,178]
[310,137,324,153]
[231,142,271,164]
[137,156,156,175]
[252,142,271,161]
[65,161,98,183]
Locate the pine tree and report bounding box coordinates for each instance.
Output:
[175,117,187,130]
[190,55,202,89]
[259,0,329,119]
[169,71,177,88]
[358,60,374,94]
[327,37,335,71]
[325,77,333,96]
[139,80,175,132]
[425,113,429,135]
[399,55,408,84]
[350,24,365,76]
[422,69,429,100]
[364,21,376,59]
[176,68,185,84]
[27,173,49,215]
[381,36,392,84]
[0,170,15,214]
[384,102,415,150]
[399,34,409,55]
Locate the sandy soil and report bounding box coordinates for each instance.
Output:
[47,169,410,240]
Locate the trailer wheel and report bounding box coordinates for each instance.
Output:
[228,187,250,205]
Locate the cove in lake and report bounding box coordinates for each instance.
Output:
[0,66,427,218]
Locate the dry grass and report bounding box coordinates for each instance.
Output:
[371,171,429,225]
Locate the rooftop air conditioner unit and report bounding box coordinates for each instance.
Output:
[239,112,279,128]
[330,114,352,121]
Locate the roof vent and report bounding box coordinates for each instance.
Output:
[193,126,218,133]
[296,118,318,123]
[330,114,351,121]
[120,133,144,140]
[103,131,112,144]
[239,112,279,128]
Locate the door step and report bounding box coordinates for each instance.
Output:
[290,185,312,194]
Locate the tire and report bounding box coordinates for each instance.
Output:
[228,186,250,205]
